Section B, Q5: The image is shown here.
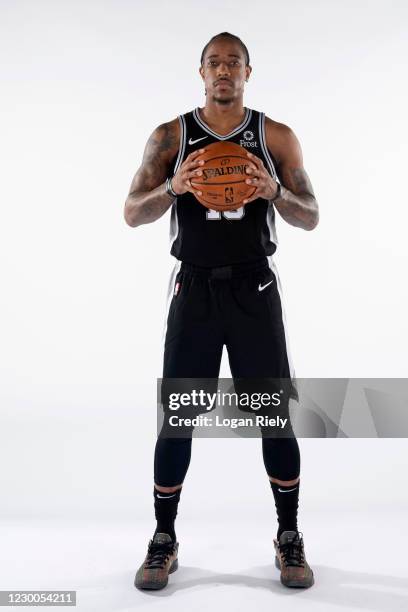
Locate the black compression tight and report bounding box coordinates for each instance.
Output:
[154,434,300,487]
[154,436,193,487]
[261,436,300,481]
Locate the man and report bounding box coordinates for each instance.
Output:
[124,32,319,591]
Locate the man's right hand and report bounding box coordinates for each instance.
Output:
[171,149,206,197]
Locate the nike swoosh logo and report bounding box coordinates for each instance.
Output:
[278,487,298,493]
[157,493,176,499]
[258,280,273,292]
[188,136,208,145]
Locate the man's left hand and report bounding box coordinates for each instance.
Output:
[242,152,279,204]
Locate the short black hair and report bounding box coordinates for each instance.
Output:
[200,32,250,66]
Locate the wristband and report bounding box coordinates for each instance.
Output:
[165,177,178,198]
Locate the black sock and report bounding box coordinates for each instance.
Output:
[270,480,299,539]
[153,487,181,542]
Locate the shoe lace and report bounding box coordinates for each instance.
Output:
[145,540,175,569]
[280,532,305,567]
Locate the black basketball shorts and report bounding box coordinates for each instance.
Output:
[162,256,297,402]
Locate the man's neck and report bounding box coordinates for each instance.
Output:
[199,99,246,134]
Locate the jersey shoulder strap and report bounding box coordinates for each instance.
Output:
[171,114,188,175]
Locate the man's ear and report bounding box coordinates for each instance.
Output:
[245,65,252,81]
[199,65,205,81]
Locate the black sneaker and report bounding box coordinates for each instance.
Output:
[134,533,179,590]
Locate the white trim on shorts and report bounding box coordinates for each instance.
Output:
[162,259,182,342]
[267,255,298,399]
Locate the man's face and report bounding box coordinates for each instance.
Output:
[199,39,251,105]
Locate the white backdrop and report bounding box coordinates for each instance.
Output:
[1,0,407,531]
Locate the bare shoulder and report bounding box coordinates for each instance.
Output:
[128,117,180,195]
[143,117,180,165]
[264,116,301,158]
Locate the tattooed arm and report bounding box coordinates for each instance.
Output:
[265,117,319,231]
[124,119,180,227]
[124,119,206,227]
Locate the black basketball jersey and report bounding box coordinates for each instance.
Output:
[169,107,279,267]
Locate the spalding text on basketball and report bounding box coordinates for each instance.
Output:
[202,164,250,180]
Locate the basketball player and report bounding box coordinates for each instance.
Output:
[124,32,319,590]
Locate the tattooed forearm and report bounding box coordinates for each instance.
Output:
[274,167,319,230]
[124,119,179,227]
[125,183,175,227]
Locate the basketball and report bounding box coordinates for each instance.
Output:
[190,141,257,211]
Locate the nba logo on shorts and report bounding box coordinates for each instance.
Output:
[174,281,181,296]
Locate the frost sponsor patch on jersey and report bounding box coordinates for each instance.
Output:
[240,129,258,148]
